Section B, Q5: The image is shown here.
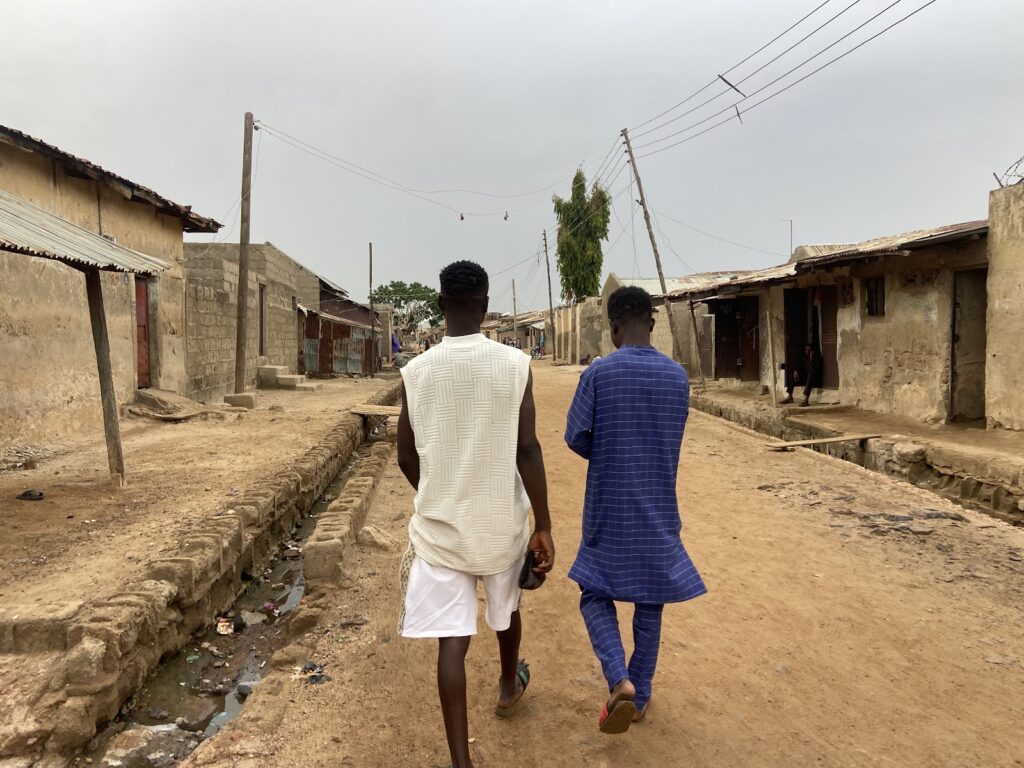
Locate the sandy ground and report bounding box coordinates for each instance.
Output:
[183,362,1020,767]
[0,376,394,616]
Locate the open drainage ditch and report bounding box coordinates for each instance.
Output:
[77,438,383,768]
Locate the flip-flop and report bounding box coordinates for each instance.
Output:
[599,693,637,734]
[494,659,530,718]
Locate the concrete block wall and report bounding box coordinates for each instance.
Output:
[986,183,1024,430]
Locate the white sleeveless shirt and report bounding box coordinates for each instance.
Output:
[400,333,532,575]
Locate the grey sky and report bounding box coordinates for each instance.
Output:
[4,0,1022,313]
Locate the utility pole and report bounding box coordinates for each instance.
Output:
[233,111,254,394]
[542,229,554,355]
[368,241,375,378]
[782,218,794,256]
[512,278,518,347]
[621,127,683,363]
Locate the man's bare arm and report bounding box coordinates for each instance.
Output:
[517,371,554,572]
[396,383,420,490]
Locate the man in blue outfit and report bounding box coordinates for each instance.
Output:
[564,285,706,734]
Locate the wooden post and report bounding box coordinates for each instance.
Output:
[233,111,254,394]
[766,306,780,407]
[368,241,375,378]
[687,300,708,392]
[85,268,126,485]
[622,128,683,362]
[543,229,555,354]
[512,279,518,347]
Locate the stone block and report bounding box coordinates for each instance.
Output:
[295,382,320,392]
[224,393,256,410]
[276,374,304,388]
[303,539,348,585]
[893,442,927,464]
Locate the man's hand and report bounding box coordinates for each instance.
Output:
[528,530,555,574]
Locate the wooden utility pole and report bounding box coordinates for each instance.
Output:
[233,111,254,394]
[621,127,683,363]
[512,279,518,347]
[688,301,709,392]
[542,229,555,355]
[85,268,126,485]
[368,241,375,378]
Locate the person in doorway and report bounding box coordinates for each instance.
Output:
[781,343,823,407]
[391,332,401,362]
[565,286,706,734]
[422,337,431,351]
[397,260,555,768]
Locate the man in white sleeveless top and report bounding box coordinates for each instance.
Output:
[397,261,554,768]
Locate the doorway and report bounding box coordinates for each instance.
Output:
[711,297,760,381]
[135,278,151,388]
[784,286,839,390]
[950,269,987,421]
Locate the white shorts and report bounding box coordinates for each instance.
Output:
[400,556,522,638]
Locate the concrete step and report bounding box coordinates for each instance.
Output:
[276,374,305,389]
[295,382,320,392]
[257,365,289,388]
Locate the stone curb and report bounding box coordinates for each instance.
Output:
[691,393,1024,525]
[0,382,402,765]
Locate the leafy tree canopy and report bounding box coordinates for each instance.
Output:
[552,169,611,303]
[369,281,442,335]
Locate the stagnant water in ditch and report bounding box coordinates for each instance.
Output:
[78,437,383,768]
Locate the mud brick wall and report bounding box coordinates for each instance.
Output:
[0,381,401,765]
[183,243,323,403]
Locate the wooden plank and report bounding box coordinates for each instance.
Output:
[765,433,882,451]
[85,267,127,485]
[350,404,401,417]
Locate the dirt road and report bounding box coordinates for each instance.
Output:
[0,376,391,616]
[186,362,1024,768]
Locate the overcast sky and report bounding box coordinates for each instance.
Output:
[4,0,1022,312]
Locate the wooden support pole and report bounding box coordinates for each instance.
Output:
[512,278,518,346]
[687,300,708,392]
[368,241,375,378]
[543,229,555,354]
[622,127,683,363]
[766,306,780,407]
[233,111,254,394]
[85,268,126,485]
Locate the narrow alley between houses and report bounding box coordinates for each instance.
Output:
[180,363,1024,768]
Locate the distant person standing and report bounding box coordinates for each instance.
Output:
[423,338,431,351]
[391,332,401,362]
[397,260,555,768]
[780,343,822,407]
[565,286,706,734]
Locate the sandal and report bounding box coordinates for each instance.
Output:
[599,691,637,734]
[495,659,530,718]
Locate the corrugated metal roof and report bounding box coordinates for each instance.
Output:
[0,125,221,234]
[665,219,989,301]
[0,188,171,274]
[798,220,988,268]
[296,302,372,331]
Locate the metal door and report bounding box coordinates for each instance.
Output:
[817,286,840,389]
[135,278,151,388]
[304,313,320,373]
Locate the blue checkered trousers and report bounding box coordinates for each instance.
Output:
[565,346,706,708]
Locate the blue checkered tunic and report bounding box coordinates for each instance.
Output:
[565,345,706,604]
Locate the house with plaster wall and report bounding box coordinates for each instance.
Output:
[0,125,220,447]
[665,182,1024,430]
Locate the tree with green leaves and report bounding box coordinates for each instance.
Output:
[369,281,442,335]
[552,169,611,303]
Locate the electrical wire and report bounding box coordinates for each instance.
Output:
[630,0,837,132]
[653,208,789,258]
[635,0,936,158]
[258,121,573,202]
[631,0,866,141]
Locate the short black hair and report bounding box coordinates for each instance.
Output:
[607,285,653,323]
[439,260,489,297]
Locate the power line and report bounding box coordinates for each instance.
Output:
[630,0,837,132]
[632,0,866,141]
[636,0,936,158]
[653,208,789,258]
[651,209,699,274]
[258,121,573,202]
